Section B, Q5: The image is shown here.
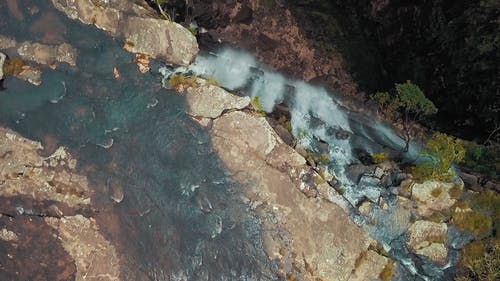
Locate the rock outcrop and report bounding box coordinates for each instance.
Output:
[0,35,77,85]
[410,180,463,217]
[407,220,448,265]
[51,0,198,66]
[45,215,121,281]
[184,82,389,281]
[185,84,251,118]
[0,127,122,280]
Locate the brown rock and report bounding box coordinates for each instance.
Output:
[210,109,385,280]
[45,215,121,281]
[406,220,448,265]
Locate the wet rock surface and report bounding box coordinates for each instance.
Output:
[51,0,198,66]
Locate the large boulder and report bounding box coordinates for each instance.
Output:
[411,180,463,217]
[185,84,251,118]
[51,0,198,66]
[407,220,448,265]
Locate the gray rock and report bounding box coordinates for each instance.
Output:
[185,84,250,118]
[459,171,478,190]
[0,52,5,80]
[210,110,386,280]
[411,180,462,217]
[123,17,198,66]
[17,42,78,66]
[407,220,448,265]
[0,35,17,49]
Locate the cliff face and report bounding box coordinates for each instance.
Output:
[285,0,499,141]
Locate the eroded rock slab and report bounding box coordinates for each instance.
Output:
[45,215,121,281]
[206,108,387,280]
[17,41,78,66]
[0,128,90,208]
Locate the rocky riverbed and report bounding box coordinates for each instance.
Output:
[1,0,498,281]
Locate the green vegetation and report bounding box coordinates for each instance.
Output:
[411,133,465,182]
[169,74,199,92]
[462,142,500,180]
[379,261,395,281]
[318,153,330,165]
[155,0,172,21]
[452,208,492,237]
[251,96,266,117]
[372,152,388,164]
[471,190,500,237]
[455,240,499,281]
[3,57,25,76]
[278,115,293,132]
[371,81,437,151]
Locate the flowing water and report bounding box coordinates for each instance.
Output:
[0,1,275,280]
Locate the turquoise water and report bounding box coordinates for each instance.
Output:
[0,1,275,280]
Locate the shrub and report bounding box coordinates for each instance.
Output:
[251,96,266,116]
[3,57,25,76]
[372,153,388,164]
[169,74,198,92]
[462,141,499,180]
[411,133,465,182]
[371,81,437,151]
[456,240,499,281]
[318,153,330,165]
[452,209,492,237]
[379,261,395,281]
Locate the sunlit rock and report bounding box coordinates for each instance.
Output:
[45,215,121,281]
[123,17,198,66]
[407,220,448,265]
[0,228,18,242]
[51,0,198,66]
[209,108,386,280]
[186,84,251,118]
[411,180,463,217]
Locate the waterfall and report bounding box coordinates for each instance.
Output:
[161,47,444,280]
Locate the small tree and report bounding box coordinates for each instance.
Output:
[411,133,465,182]
[155,0,172,21]
[371,81,437,151]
